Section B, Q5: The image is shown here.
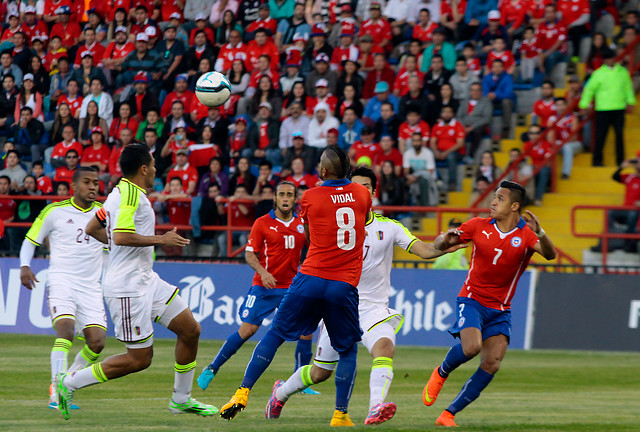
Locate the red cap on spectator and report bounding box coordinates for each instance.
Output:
[286,49,302,67]
[311,23,326,37]
[488,10,501,21]
[340,22,355,37]
[91,126,103,134]
[340,3,352,12]
[134,71,149,83]
[327,128,339,135]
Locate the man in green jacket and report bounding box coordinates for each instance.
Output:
[579,49,636,166]
[421,28,457,72]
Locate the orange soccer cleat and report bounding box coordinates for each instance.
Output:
[435,410,458,427]
[423,366,447,406]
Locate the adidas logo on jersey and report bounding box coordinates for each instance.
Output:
[66,219,74,224]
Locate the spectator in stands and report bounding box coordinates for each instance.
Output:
[9,107,46,162]
[51,124,83,168]
[557,0,590,63]
[423,54,452,104]
[49,57,72,108]
[246,102,280,164]
[248,75,282,120]
[229,156,256,196]
[275,2,310,50]
[166,148,199,195]
[118,33,163,90]
[254,183,275,218]
[285,156,318,188]
[450,57,480,103]
[399,75,429,119]
[374,102,401,141]
[363,81,399,124]
[54,149,79,187]
[110,102,139,144]
[378,160,405,207]
[536,4,568,75]
[217,183,254,257]
[199,156,229,197]
[473,10,508,55]
[185,31,216,82]
[523,124,552,206]
[427,82,459,126]
[28,56,50,98]
[482,59,514,138]
[14,74,44,123]
[305,53,337,97]
[136,108,164,141]
[281,132,316,177]
[430,105,466,191]
[532,80,557,128]
[457,83,492,159]
[374,135,403,176]
[579,49,635,167]
[10,32,30,73]
[162,74,195,118]
[0,75,17,135]
[398,108,429,153]
[74,27,105,69]
[162,100,196,144]
[349,127,380,167]
[197,106,230,146]
[32,161,53,195]
[252,160,277,196]
[307,78,338,115]
[155,24,187,91]
[280,51,304,97]
[103,26,136,87]
[335,83,364,119]
[56,182,70,196]
[363,53,395,100]
[0,150,27,191]
[0,174,16,252]
[468,179,493,213]
[10,173,45,251]
[421,28,457,72]
[56,77,83,120]
[79,78,114,127]
[586,32,608,75]
[337,59,364,101]
[404,132,437,206]
[518,26,539,82]
[82,127,111,177]
[337,107,363,150]
[49,6,81,49]
[78,100,109,146]
[126,72,160,122]
[0,51,23,88]
[280,101,310,152]
[473,150,502,184]
[308,102,340,149]
[412,9,438,46]
[485,36,515,75]
[547,97,583,179]
[330,22,359,72]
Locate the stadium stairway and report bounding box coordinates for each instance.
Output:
[395,87,640,265]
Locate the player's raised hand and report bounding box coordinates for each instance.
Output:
[443,228,463,243]
[522,210,542,234]
[20,266,39,290]
[161,228,191,247]
[260,271,277,289]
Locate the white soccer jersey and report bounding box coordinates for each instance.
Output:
[357,213,418,306]
[102,178,155,297]
[25,198,104,291]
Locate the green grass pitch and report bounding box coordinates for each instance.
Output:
[1,333,640,431]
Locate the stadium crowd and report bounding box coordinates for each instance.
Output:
[0,0,636,256]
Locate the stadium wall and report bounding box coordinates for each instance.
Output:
[0,259,533,349]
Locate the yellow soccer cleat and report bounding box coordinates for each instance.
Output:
[219,387,250,420]
[330,410,354,427]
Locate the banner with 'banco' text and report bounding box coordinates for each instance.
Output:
[0,259,534,349]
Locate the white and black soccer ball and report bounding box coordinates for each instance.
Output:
[195,71,232,107]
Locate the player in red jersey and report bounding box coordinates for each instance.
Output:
[220,147,371,427]
[197,181,316,390]
[422,181,556,427]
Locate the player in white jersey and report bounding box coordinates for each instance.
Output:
[20,167,106,410]
[54,144,217,420]
[265,167,463,425]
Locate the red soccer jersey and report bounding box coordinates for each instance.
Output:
[57,95,83,117]
[74,42,106,67]
[523,139,552,165]
[532,99,557,128]
[306,95,338,116]
[486,50,515,72]
[520,38,539,59]
[36,175,53,194]
[399,120,430,142]
[441,0,467,22]
[227,201,255,227]
[373,148,403,169]
[393,69,425,96]
[215,42,248,72]
[54,166,76,184]
[431,119,466,154]
[458,217,539,310]
[161,90,195,118]
[246,17,278,36]
[285,173,319,188]
[167,198,191,225]
[620,174,640,206]
[0,198,16,221]
[245,40,279,72]
[299,179,372,287]
[412,21,439,43]
[466,57,482,76]
[52,141,84,159]
[189,143,221,169]
[527,0,552,20]
[108,145,123,176]
[161,0,183,22]
[248,69,281,91]
[500,0,528,29]
[19,20,48,43]
[50,22,82,48]
[43,50,68,73]
[189,27,215,46]
[359,18,392,48]
[104,41,135,61]
[331,45,360,69]
[535,22,567,53]
[548,113,576,143]
[557,0,589,27]
[351,141,381,163]
[167,163,199,194]
[245,210,307,289]
[82,144,112,172]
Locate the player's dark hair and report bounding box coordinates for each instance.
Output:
[72,166,98,183]
[276,180,296,197]
[322,146,350,179]
[499,180,526,207]
[351,166,377,192]
[120,143,153,177]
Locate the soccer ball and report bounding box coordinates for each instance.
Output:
[195,72,232,107]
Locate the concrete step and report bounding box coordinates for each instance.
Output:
[555,181,624,194]
[538,193,620,207]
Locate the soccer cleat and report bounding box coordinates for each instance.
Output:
[220,387,250,420]
[300,387,321,395]
[265,379,286,419]
[197,366,216,390]
[436,410,458,427]
[330,410,354,427]
[423,366,448,406]
[48,384,79,410]
[56,373,74,420]
[168,397,219,416]
[364,402,397,425]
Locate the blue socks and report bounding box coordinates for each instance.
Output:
[294,339,313,371]
[447,367,494,415]
[210,331,246,373]
[240,330,285,389]
[439,344,471,378]
[334,344,358,413]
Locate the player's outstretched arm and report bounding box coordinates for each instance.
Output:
[19,239,38,290]
[86,216,109,244]
[523,210,556,260]
[245,250,277,288]
[113,227,190,248]
[433,228,464,252]
[410,239,467,260]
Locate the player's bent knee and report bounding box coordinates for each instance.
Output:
[480,358,501,375]
[87,339,105,354]
[461,341,482,358]
[55,321,75,341]
[371,337,395,358]
[238,323,260,340]
[128,349,154,372]
[310,365,333,383]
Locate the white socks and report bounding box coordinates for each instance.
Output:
[172,361,196,403]
[369,357,394,408]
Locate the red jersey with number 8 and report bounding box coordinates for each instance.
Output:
[245,210,307,289]
[299,179,372,287]
[458,217,539,310]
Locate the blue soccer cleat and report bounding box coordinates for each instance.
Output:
[197,366,216,390]
[300,387,321,395]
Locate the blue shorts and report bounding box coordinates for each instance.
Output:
[448,297,512,343]
[238,285,287,326]
[271,272,362,353]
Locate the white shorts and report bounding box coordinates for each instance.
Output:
[48,284,107,335]
[314,305,404,371]
[104,274,187,349]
